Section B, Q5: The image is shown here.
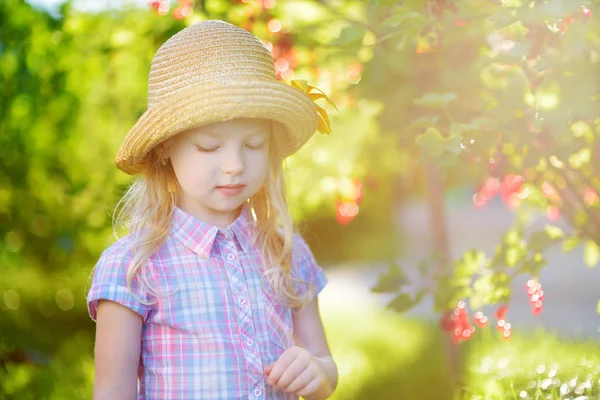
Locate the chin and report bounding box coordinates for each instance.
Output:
[210,199,246,213]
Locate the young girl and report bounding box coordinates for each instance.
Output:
[87,20,338,400]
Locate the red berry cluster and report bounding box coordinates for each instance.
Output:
[526,279,544,316]
[556,6,593,33]
[440,301,475,343]
[494,305,511,341]
[440,302,515,343]
[472,174,524,210]
[473,311,488,328]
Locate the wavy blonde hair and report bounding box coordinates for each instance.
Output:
[113,121,311,308]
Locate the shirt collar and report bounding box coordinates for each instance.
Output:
[170,204,254,257]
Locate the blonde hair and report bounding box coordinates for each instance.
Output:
[113,121,310,308]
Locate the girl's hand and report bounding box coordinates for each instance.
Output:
[263,346,327,397]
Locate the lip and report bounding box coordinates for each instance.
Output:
[216,184,246,196]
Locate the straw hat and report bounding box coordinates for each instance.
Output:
[115,19,335,175]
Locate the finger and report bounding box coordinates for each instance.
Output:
[297,375,324,397]
[267,350,300,386]
[276,355,311,390]
[263,363,274,376]
[283,365,316,394]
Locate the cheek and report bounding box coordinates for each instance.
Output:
[250,151,270,178]
[171,153,211,186]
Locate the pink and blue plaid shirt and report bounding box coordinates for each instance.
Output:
[87,206,327,400]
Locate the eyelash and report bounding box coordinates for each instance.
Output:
[196,145,218,152]
[195,144,265,152]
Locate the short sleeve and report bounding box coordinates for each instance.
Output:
[87,239,151,322]
[292,233,328,301]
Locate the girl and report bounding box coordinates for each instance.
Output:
[87,20,338,400]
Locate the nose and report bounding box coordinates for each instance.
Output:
[221,146,244,175]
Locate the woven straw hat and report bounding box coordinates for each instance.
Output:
[115,19,332,175]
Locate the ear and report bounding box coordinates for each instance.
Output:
[154,139,172,159]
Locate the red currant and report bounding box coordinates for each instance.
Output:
[473,311,489,328]
[495,305,508,320]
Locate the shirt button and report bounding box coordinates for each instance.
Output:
[238,296,246,305]
[246,338,254,347]
[226,253,235,261]
[253,388,262,397]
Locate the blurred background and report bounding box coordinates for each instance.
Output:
[3,0,600,398]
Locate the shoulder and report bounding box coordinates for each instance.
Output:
[272,228,314,260]
[289,232,328,298]
[292,232,313,257]
[87,235,152,321]
[92,235,139,281]
[95,235,134,268]
[99,235,134,259]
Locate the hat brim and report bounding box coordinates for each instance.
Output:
[115,78,318,174]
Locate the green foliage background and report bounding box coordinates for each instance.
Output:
[4,0,600,397]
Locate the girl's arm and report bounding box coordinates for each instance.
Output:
[291,297,338,400]
[93,300,143,400]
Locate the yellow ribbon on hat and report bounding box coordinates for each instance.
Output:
[291,80,338,135]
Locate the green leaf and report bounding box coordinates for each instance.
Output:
[568,148,591,170]
[571,120,592,138]
[583,240,600,267]
[562,236,580,253]
[470,275,494,310]
[544,225,564,239]
[505,246,525,267]
[529,225,564,252]
[530,230,555,252]
[471,273,512,310]
[455,250,486,277]
[371,263,410,293]
[415,127,445,158]
[387,293,414,313]
[445,133,463,155]
[413,93,458,108]
[331,25,366,46]
[504,229,522,245]
[409,115,439,129]
[519,253,547,276]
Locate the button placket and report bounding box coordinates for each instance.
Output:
[221,244,263,382]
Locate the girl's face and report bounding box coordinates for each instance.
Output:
[161,118,271,228]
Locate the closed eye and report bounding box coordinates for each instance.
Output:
[246,143,265,150]
[195,145,219,152]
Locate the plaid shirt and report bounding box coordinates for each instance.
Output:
[87,206,327,400]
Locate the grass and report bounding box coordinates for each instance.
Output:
[461,329,600,399]
[320,300,600,400]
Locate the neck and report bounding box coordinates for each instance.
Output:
[177,197,243,229]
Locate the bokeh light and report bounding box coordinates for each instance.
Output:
[267,19,282,33]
